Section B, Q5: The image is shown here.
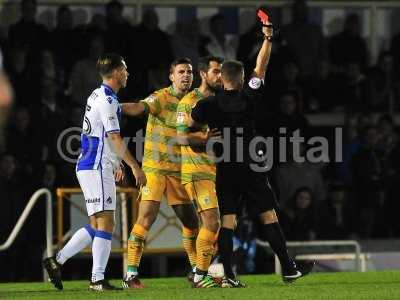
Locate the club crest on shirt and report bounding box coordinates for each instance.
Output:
[201,196,210,205]
[142,186,151,195]
[177,112,186,124]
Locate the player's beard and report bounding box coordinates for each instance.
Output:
[207,80,222,94]
[180,81,192,92]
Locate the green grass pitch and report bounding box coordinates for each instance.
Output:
[1,271,400,300]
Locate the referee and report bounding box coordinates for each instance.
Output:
[190,18,314,287]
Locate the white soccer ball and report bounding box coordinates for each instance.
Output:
[208,263,225,278]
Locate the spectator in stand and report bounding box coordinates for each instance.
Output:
[317,184,355,239]
[350,125,385,238]
[6,107,42,176]
[74,14,107,62]
[269,61,305,111]
[383,116,400,236]
[304,60,346,112]
[104,0,131,56]
[274,143,326,209]
[171,18,208,68]
[204,13,238,60]
[281,187,317,241]
[7,0,49,60]
[5,47,32,107]
[342,62,368,112]
[281,0,325,77]
[68,35,103,105]
[377,114,398,155]
[36,77,68,163]
[338,113,374,184]
[365,51,396,111]
[329,13,368,72]
[127,9,173,97]
[51,5,77,78]
[391,30,400,82]
[257,90,309,143]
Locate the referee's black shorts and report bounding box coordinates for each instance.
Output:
[216,163,278,216]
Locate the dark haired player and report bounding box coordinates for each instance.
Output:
[43,53,146,291]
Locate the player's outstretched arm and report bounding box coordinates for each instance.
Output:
[120,102,146,117]
[252,21,273,80]
[107,132,146,186]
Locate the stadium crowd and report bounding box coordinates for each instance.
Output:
[1,0,400,281]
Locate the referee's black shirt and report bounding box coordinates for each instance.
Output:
[191,77,264,168]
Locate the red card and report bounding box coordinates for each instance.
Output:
[257,9,269,24]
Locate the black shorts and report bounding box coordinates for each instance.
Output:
[216,164,278,216]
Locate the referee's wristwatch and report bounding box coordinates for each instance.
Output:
[264,35,273,42]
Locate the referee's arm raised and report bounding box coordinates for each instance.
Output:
[252,22,273,80]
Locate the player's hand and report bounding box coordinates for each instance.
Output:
[206,128,222,141]
[131,167,147,187]
[114,168,124,182]
[114,163,125,182]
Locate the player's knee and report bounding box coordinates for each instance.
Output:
[181,214,199,230]
[202,209,220,233]
[136,213,156,230]
[206,219,220,233]
[97,220,115,233]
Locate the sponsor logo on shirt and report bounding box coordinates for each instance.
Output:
[142,186,150,196]
[86,198,100,204]
[177,112,186,124]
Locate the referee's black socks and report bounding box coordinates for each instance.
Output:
[218,227,236,279]
[262,222,295,274]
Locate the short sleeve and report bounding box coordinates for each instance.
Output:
[191,98,210,125]
[176,101,192,134]
[140,93,161,116]
[99,98,120,133]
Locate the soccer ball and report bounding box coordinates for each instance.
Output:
[208,263,224,283]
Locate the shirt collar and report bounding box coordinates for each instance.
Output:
[169,85,182,99]
[194,88,204,99]
[102,84,118,98]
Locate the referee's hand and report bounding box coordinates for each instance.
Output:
[131,167,147,187]
[206,128,222,141]
[262,21,273,40]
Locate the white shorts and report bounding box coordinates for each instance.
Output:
[76,164,116,216]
